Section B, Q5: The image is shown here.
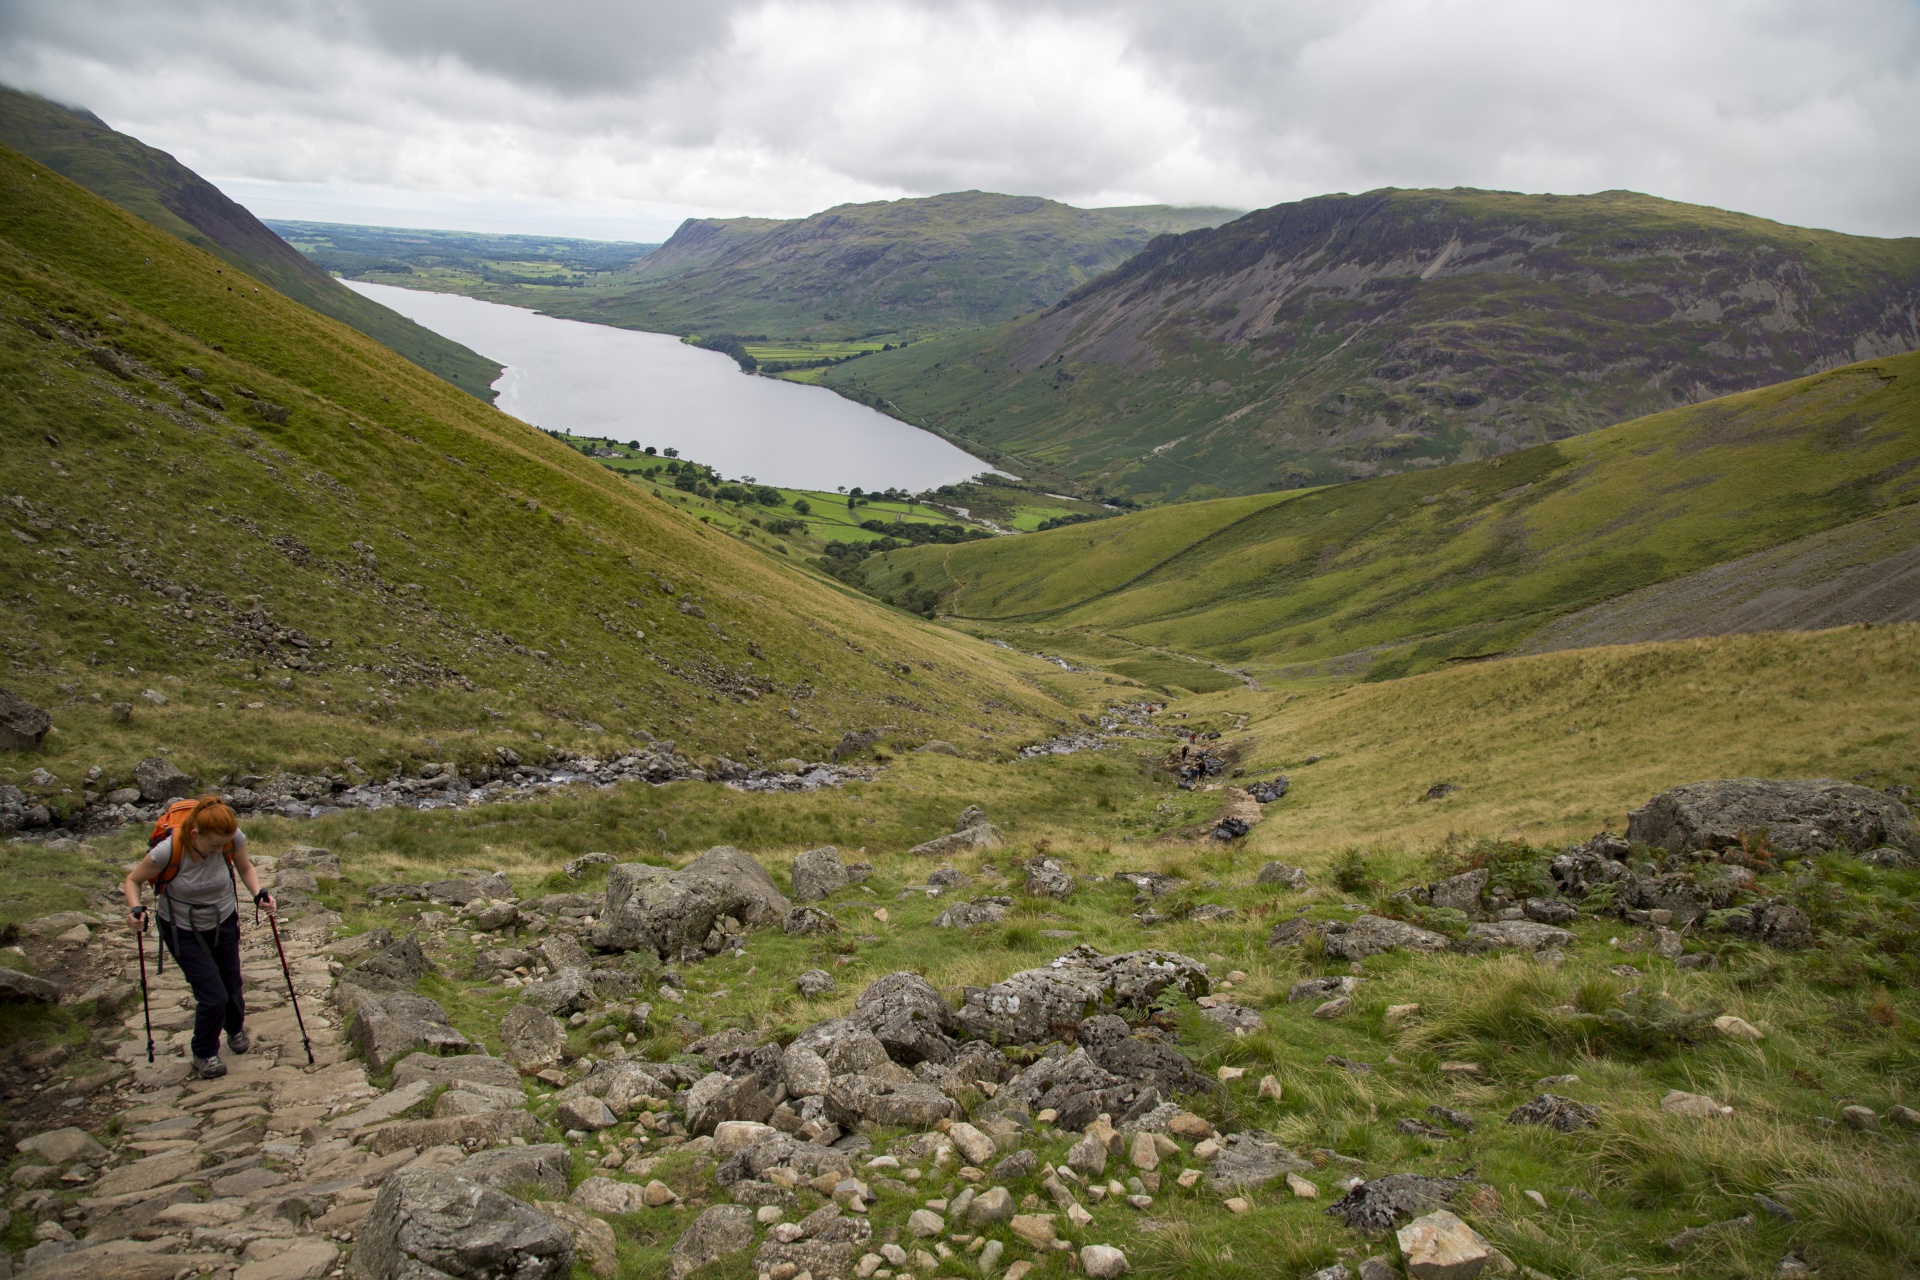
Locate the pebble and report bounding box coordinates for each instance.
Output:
[1223,1197,1251,1214]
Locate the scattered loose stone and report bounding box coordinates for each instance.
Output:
[1661,1090,1732,1119]
[1396,1210,1492,1280]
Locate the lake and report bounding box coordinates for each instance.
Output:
[345,280,1000,491]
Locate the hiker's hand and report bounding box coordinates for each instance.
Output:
[126,907,146,933]
[255,891,275,918]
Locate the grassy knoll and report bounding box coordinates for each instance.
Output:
[0,86,504,401]
[6,623,1919,1276]
[0,141,1099,808]
[855,350,1920,682]
[819,188,1920,501]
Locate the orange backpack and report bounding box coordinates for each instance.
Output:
[146,798,235,893]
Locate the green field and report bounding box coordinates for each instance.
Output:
[854,350,1920,683]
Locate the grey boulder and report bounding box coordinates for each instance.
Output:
[854,972,961,1065]
[461,1144,572,1200]
[519,968,596,1016]
[1465,921,1574,951]
[0,689,51,752]
[350,1168,573,1280]
[591,848,790,957]
[666,1205,757,1280]
[824,1074,960,1131]
[134,756,195,804]
[933,898,1011,928]
[1207,1132,1312,1191]
[1628,778,1914,855]
[351,935,433,991]
[0,966,61,1002]
[953,946,1209,1045]
[350,993,472,1073]
[1024,858,1076,899]
[1255,862,1308,890]
[683,1071,777,1135]
[1321,916,1451,961]
[499,1004,568,1070]
[789,847,847,901]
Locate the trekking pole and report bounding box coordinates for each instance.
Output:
[133,910,155,1064]
[264,907,315,1065]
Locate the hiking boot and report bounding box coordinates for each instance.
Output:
[227,1029,251,1055]
[192,1054,228,1079]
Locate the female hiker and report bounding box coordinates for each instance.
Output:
[122,796,274,1079]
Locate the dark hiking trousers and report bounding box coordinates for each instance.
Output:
[159,910,245,1059]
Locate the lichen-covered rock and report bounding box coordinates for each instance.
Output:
[1076,1015,1208,1098]
[591,848,791,957]
[1324,1172,1476,1235]
[683,1071,777,1135]
[854,972,961,1065]
[933,898,1012,928]
[424,873,513,905]
[1320,916,1451,961]
[1024,858,1076,899]
[350,1169,572,1280]
[666,1205,757,1280]
[518,968,595,1016]
[909,807,1005,857]
[499,1004,567,1070]
[824,1074,960,1130]
[1206,1132,1311,1191]
[1628,779,1915,855]
[796,969,837,998]
[1255,862,1307,890]
[789,847,847,901]
[1506,1094,1600,1132]
[1428,869,1489,917]
[1396,1209,1492,1280]
[0,689,51,752]
[953,946,1209,1045]
[782,906,839,935]
[349,993,471,1073]
[461,1145,572,1200]
[984,1048,1155,1132]
[134,756,195,803]
[1464,921,1574,951]
[713,1133,852,1187]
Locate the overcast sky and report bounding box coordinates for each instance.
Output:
[3,0,1917,242]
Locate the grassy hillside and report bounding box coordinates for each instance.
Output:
[8,623,1920,1278]
[852,349,1920,683]
[0,141,1097,803]
[820,188,1920,501]
[0,86,504,401]
[322,192,1241,343]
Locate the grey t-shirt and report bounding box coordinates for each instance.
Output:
[149,831,247,926]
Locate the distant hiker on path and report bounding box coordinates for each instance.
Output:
[122,795,274,1078]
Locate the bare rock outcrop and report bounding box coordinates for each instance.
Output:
[954,946,1209,1044]
[1628,778,1914,855]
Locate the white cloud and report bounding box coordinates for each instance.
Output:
[2,0,1915,239]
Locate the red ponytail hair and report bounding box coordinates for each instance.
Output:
[180,795,237,860]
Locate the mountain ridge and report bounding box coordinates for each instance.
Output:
[819,187,1920,500]
[0,84,505,401]
[311,191,1242,342]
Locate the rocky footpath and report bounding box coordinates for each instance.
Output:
[0,836,1529,1280]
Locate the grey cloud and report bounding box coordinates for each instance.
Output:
[1,0,1915,237]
